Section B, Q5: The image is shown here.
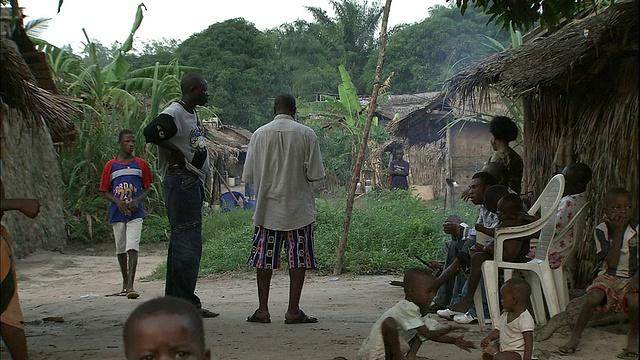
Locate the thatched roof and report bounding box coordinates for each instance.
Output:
[202,119,242,166]
[444,0,638,102]
[386,90,507,146]
[432,0,638,287]
[220,125,252,145]
[1,37,78,142]
[375,92,441,120]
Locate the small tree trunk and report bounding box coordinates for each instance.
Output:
[333,0,393,275]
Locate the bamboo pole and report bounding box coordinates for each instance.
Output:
[333,0,393,276]
[211,166,241,207]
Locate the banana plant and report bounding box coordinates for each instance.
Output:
[28,3,203,241]
[298,64,389,186]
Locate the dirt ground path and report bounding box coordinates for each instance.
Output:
[3,247,629,360]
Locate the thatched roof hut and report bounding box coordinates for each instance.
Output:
[375,92,440,122]
[1,35,78,257]
[436,0,638,286]
[1,37,78,142]
[201,118,243,201]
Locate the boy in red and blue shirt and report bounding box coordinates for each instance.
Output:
[100,129,153,299]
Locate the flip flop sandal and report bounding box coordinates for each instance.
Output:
[284,310,318,324]
[246,312,271,323]
[198,308,220,318]
[126,291,140,299]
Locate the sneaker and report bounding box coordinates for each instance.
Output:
[436,308,463,320]
[453,311,491,324]
[427,301,446,313]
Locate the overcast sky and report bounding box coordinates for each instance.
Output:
[20,0,449,50]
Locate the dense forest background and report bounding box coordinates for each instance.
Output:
[61,3,510,131]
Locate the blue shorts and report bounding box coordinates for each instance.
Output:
[247,224,317,269]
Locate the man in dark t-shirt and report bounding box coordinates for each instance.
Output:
[388,148,410,190]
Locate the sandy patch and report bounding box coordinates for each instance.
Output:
[3,249,629,359]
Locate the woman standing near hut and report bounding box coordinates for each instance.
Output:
[488,116,523,195]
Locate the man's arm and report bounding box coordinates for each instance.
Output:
[242,137,255,185]
[305,131,325,182]
[0,198,41,218]
[143,113,184,157]
[388,162,409,176]
[0,180,40,219]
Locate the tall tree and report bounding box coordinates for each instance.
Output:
[362,4,510,93]
[266,20,338,101]
[176,18,286,130]
[334,0,393,275]
[448,0,616,31]
[125,38,179,70]
[305,0,384,92]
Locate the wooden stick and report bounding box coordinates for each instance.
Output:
[211,166,241,207]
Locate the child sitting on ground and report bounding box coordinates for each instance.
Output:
[123,296,211,360]
[357,268,475,359]
[481,277,537,360]
[559,187,638,359]
[445,192,537,313]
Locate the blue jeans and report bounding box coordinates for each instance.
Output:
[164,173,205,308]
[455,275,490,318]
[434,238,466,307]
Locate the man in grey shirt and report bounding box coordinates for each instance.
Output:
[243,93,325,324]
[143,73,217,318]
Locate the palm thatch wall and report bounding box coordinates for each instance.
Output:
[441,0,638,287]
[405,141,447,199]
[1,38,78,257]
[202,119,241,202]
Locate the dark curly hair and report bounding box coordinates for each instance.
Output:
[489,116,519,142]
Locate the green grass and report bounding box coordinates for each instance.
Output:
[146,189,479,280]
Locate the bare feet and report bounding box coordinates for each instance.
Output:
[558,337,580,354]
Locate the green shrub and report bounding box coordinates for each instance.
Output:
[140,215,171,244]
[147,189,481,279]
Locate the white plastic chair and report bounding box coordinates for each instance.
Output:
[552,202,589,310]
[475,174,565,328]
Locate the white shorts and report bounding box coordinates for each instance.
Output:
[112,218,142,253]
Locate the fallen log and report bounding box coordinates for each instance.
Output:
[536,294,628,341]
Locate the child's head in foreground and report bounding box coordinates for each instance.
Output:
[496,193,524,222]
[500,277,531,312]
[603,187,633,225]
[484,185,510,214]
[403,268,436,308]
[123,296,210,360]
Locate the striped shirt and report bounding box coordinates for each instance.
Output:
[99,157,153,223]
[594,221,638,278]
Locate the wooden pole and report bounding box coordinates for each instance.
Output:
[333,0,393,276]
[211,166,241,207]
